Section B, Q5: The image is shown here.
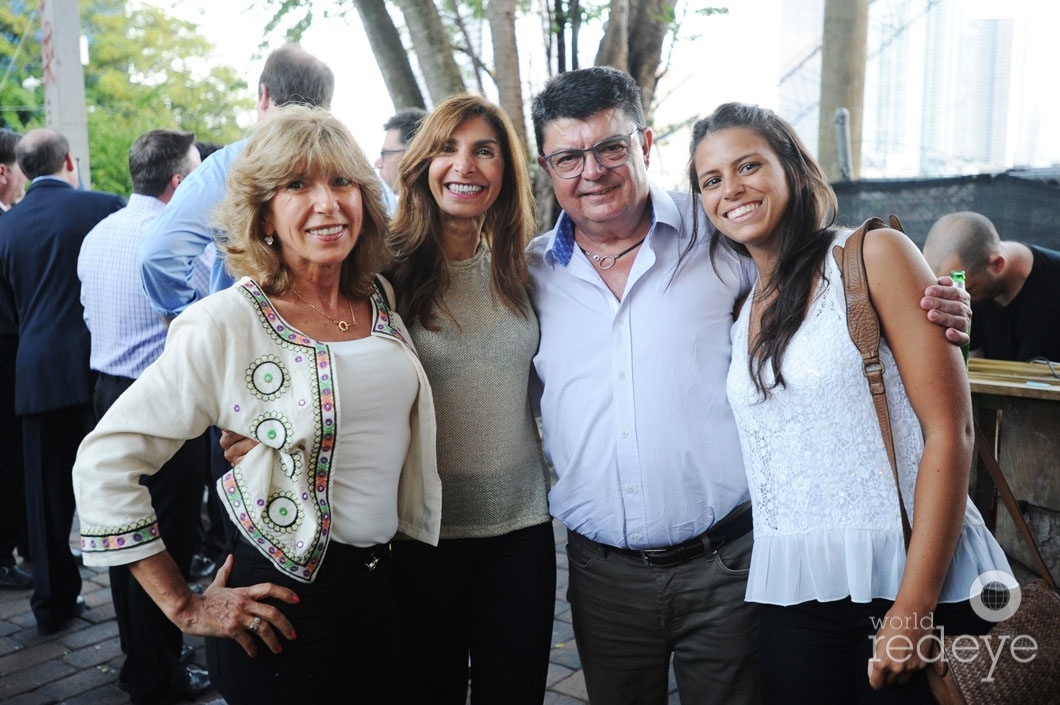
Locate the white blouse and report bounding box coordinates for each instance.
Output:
[328,335,418,547]
[727,230,1009,606]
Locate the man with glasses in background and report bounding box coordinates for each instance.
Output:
[374,107,426,212]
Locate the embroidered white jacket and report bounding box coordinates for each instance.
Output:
[73,277,441,583]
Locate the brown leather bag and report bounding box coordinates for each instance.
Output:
[833,216,1060,705]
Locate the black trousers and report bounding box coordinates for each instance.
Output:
[94,372,208,699]
[759,597,991,705]
[391,522,557,705]
[23,404,94,628]
[0,335,27,564]
[207,537,407,705]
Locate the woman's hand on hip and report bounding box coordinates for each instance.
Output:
[177,554,300,657]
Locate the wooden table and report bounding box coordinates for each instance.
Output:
[967,358,1060,580]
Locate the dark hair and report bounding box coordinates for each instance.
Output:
[689,102,838,396]
[258,45,335,109]
[195,142,223,161]
[219,104,389,300]
[388,94,535,330]
[0,128,20,166]
[530,66,645,154]
[129,129,197,197]
[383,108,428,146]
[15,130,69,179]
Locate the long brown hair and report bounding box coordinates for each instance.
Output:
[387,94,535,329]
[689,102,838,396]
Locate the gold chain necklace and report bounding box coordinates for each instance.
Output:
[291,289,356,332]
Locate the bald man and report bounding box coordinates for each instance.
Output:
[923,211,1060,361]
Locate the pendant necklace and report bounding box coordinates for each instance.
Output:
[578,235,646,270]
[292,289,356,332]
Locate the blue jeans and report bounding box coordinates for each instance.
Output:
[565,526,760,705]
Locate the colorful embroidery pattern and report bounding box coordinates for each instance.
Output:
[219,281,336,582]
[245,356,289,401]
[80,515,160,553]
[251,411,293,449]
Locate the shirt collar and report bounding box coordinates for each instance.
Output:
[546,180,682,267]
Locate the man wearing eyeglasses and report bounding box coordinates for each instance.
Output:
[374,107,426,212]
[527,67,974,705]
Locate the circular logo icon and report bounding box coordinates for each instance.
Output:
[969,570,1021,622]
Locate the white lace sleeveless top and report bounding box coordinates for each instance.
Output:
[727,230,1009,605]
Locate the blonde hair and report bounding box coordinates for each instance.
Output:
[219,104,390,298]
[387,94,535,329]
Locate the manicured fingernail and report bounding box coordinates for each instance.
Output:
[289,630,298,640]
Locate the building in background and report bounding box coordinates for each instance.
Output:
[779,0,1052,179]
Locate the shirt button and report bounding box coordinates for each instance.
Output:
[621,430,630,438]
[625,485,635,494]
[618,371,627,380]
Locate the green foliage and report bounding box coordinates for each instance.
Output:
[0,0,253,195]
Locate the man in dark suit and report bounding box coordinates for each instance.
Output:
[0,127,32,590]
[0,129,124,632]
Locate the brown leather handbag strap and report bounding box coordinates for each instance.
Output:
[832,215,913,546]
[972,424,1058,589]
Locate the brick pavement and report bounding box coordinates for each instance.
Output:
[0,521,604,705]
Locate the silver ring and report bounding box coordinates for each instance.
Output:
[248,616,261,633]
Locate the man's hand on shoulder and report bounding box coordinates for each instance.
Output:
[921,275,971,345]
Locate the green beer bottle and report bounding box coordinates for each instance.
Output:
[951,270,969,364]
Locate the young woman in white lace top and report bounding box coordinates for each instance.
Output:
[688,103,1011,705]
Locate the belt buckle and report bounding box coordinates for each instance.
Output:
[640,546,678,567]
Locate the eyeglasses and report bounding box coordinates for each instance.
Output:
[379,148,406,159]
[541,128,643,179]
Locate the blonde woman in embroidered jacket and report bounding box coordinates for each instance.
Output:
[72,105,441,705]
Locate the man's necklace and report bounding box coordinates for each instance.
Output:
[578,236,646,270]
[291,289,356,332]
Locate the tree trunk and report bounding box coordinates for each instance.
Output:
[627,0,674,121]
[395,0,466,104]
[819,0,868,181]
[553,0,566,73]
[595,0,629,70]
[487,0,529,154]
[570,0,581,69]
[352,0,425,110]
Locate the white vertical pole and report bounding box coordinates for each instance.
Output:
[40,0,92,189]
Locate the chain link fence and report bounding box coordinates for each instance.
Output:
[834,172,1060,250]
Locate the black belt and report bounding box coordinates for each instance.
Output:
[604,506,753,568]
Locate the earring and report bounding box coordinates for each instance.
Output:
[264,234,274,246]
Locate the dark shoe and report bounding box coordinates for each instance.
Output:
[188,553,218,582]
[37,595,86,634]
[0,563,32,590]
[130,665,211,705]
